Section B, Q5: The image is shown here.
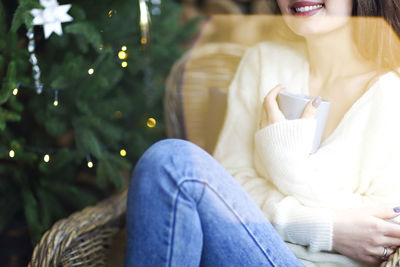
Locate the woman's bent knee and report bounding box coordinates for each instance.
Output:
[129,139,203,186]
[138,138,205,168]
[128,138,209,201]
[146,138,201,157]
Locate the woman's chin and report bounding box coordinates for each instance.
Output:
[282,15,351,38]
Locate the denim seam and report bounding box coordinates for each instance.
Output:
[167,188,180,267]
[201,181,278,267]
[167,177,278,267]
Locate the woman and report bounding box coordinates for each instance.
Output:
[124,0,400,266]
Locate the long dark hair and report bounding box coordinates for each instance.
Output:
[268,0,400,73]
[352,0,400,73]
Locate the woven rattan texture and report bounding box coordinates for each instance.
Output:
[28,189,127,267]
[164,50,190,141]
[180,42,247,153]
[381,248,400,267]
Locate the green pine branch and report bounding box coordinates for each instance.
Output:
[0,0,200,247]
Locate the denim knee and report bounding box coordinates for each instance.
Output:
[148,138,195,156]
[129,138,206,201]
[141,138,198,166]
[130,139,198,183]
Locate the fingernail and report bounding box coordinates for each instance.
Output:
[312,96,322,108]
[394,207,400,213]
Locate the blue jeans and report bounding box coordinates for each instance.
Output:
[124,138,304,267]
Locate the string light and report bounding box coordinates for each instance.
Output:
[108,9,117,17]
[12,38,146,167]
[8,143,132,168]
[86,154,94,168]
[146,117,156,128]
[53,90,59,106]
[118,51,127,60]
[114,110,122,119]
[139,0,151,48]
[16,46,109,108]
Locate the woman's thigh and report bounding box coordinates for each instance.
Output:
[126,138,303,267]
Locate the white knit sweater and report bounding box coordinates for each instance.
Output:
[212,41,400,266]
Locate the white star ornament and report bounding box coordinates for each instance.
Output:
[30,0,73,39]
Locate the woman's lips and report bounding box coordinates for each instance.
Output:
[290,1,324,16]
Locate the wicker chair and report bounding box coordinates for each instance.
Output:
[28,42,400,267]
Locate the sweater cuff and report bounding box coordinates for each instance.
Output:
[255,118,317,159]
[274,202,334,252]
[286,209,333,252]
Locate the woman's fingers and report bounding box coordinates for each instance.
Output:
[370,206,400,220]
[259,105,268,128]
[378,236,400,248]
[262,85,322,127]
[261,85,286,127]
[369,207,400,238]
[332,208,400,265]
[263,85,284,112]
[382,222,400,238]
[301,95,322,119]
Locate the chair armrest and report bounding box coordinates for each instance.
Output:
[28,189,127,267]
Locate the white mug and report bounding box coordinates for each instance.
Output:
[277,91,330,154]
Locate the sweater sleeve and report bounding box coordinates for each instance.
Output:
[253,119,342,208]
[253,74,400,210]
[254,118,320,203]
[212,44,334,252]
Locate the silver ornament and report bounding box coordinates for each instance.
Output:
[29,54,38,65]
[28,40,35,52]
[26,29,34,39]
[32,65,40,75]
[33,71,41,80]
[35,80,43,94]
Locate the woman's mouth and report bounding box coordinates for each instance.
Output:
[290,1,324,16]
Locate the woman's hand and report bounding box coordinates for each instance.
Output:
[333,207,400,265]
[260,85,322,128]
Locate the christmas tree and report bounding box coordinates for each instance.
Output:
[0,0,200,259]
